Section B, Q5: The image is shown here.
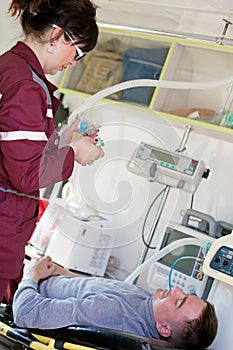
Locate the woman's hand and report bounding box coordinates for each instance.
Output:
[58,117,81,148]
[58,117,104,166]
[70,133,104,166]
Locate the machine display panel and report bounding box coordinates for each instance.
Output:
[159,228,200,276]
[151,149,179,165]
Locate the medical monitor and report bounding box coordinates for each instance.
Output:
[147,223,216,298]
[159,228,200,276]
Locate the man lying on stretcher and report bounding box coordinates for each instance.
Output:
[12,256,218,350]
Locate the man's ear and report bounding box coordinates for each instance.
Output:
[156,321,172,338]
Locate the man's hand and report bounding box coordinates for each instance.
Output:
[23,256,57,283]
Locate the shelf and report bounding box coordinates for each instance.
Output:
[151,110,233,142]
[59,25,172,106]
[58,23,233,142]
[152,41,233,112]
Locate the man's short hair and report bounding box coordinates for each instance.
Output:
[169,301,218,350]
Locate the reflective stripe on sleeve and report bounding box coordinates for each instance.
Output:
[0,130,48,141]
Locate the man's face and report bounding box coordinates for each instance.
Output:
[152,286,206,337]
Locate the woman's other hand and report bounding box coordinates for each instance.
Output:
[70,133,104,166]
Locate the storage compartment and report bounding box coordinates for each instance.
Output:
[58,23,233,139]
[59,27,171,105]
[152,42,233,123]
[121,47,169,105]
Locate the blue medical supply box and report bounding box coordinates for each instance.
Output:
[121,47,169,105]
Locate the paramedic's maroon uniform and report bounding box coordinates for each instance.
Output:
[0,42,74,302]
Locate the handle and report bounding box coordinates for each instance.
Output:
[182,208,217,237]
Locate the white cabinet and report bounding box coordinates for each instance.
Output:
[59,25,172,103]
[153,41,233,114]
[58,24,233,140]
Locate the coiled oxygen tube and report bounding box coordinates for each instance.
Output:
[124,237,203,284]
[68,77,233,124]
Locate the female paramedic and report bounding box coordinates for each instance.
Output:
[0,0,104,303]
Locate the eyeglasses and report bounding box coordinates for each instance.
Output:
[64,30,85,61]
[52,24,85,61]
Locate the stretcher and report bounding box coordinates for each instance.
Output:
[0,304,181,350]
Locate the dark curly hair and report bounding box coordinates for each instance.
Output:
[8,0,98,52]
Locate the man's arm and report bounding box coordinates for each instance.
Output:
[13,256,80,328]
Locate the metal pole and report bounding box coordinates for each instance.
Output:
[175,124,193,153]
[133,124,193,283]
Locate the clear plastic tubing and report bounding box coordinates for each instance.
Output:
[124,237,203,284]
[68,77,233,124]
